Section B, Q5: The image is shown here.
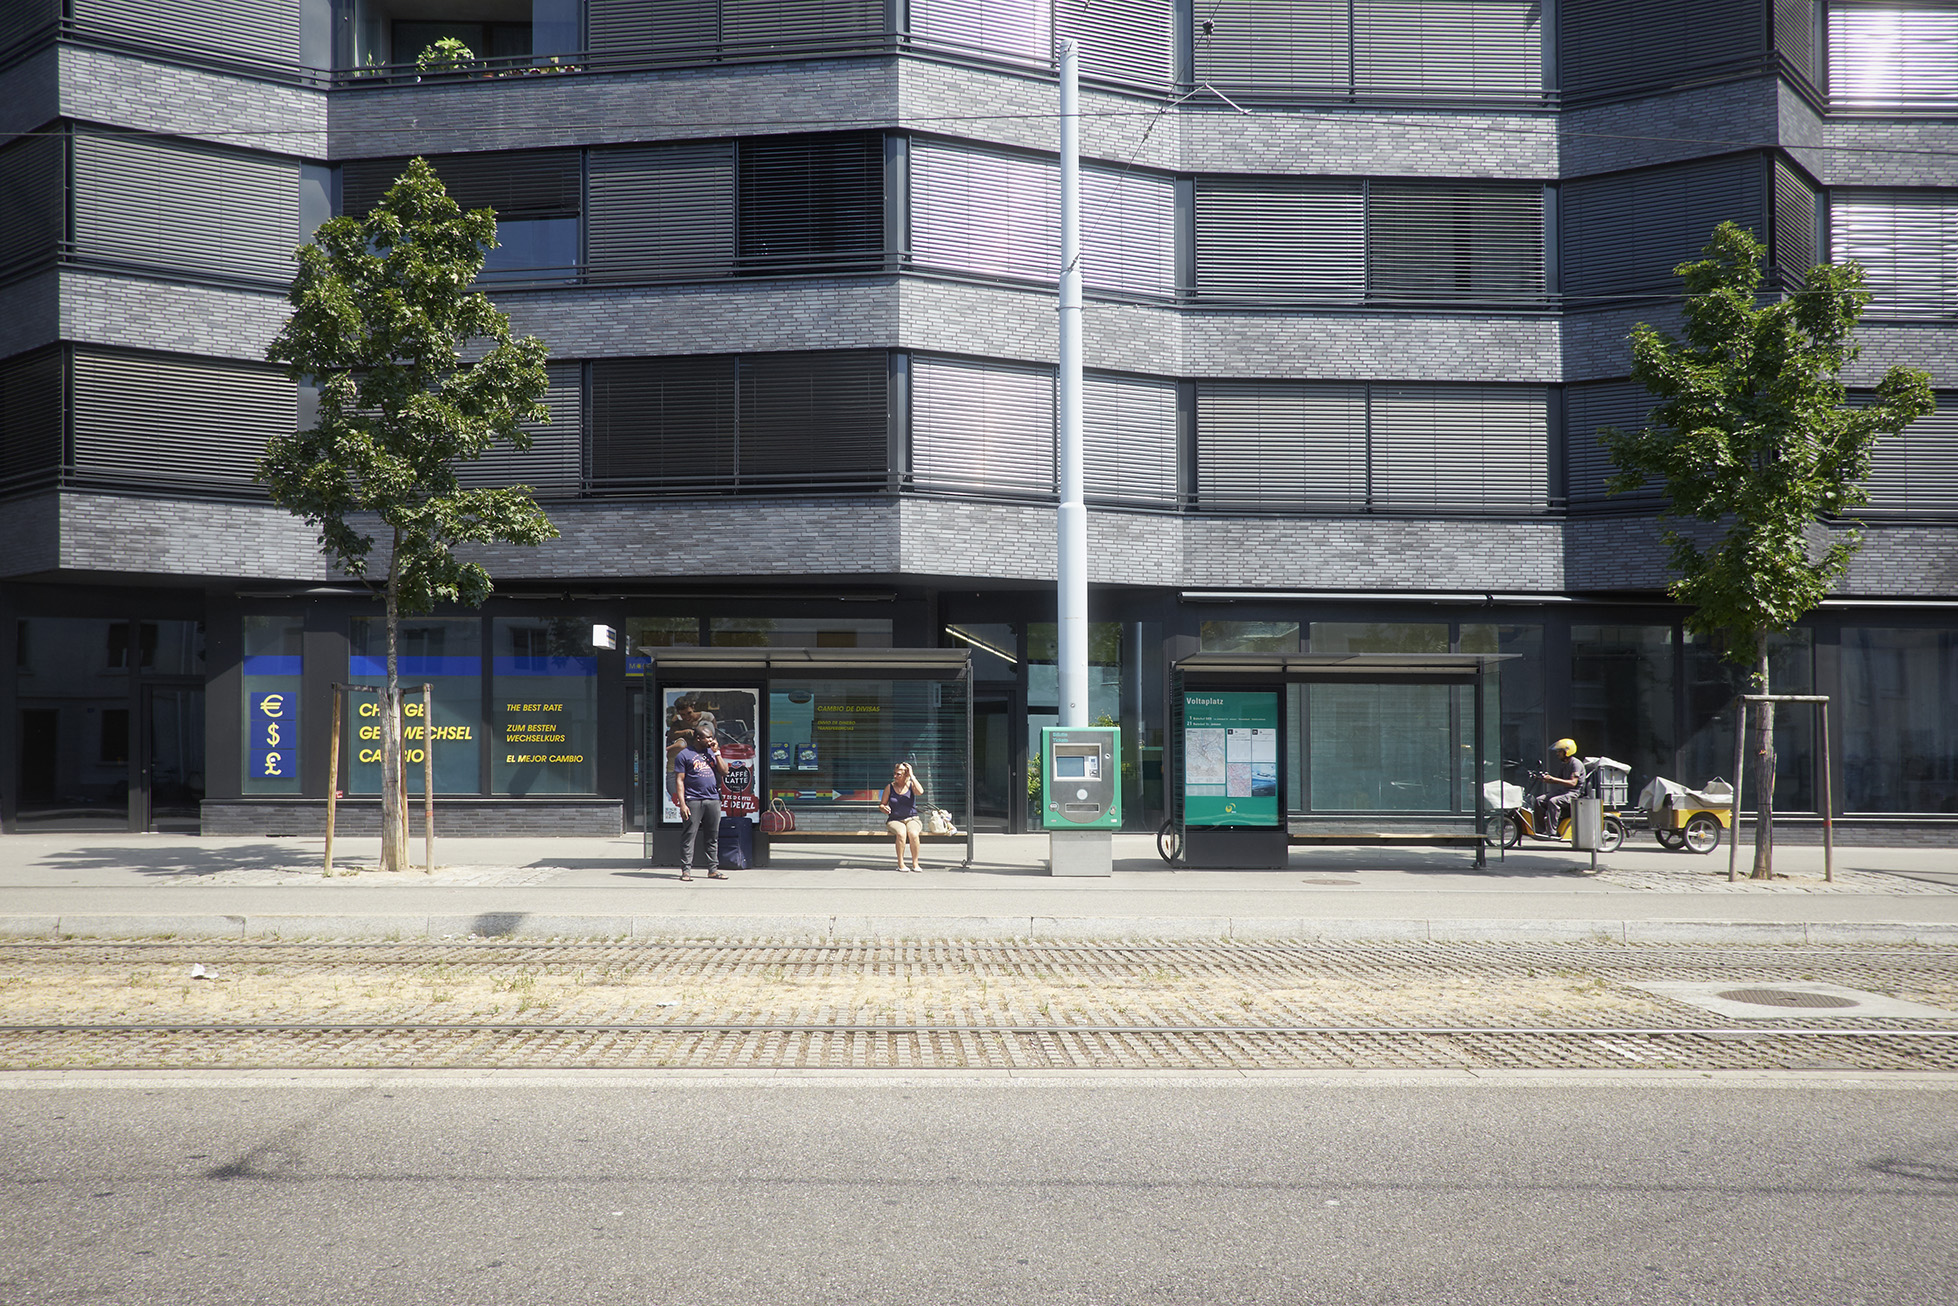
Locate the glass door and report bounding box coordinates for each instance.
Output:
[142,684,205,832]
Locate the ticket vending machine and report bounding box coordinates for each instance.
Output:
[1042,725,1119,875]
[1041,726,1121,829]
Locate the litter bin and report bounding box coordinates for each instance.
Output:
[1571,797,1603,852]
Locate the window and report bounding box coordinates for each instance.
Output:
[1561,156,1770,301]
[1858,394,1958,515]
[738,133,884,272]
[1194,382,1550,513]
[1828,3,1958,108]
[1195,0,1543,98]
[1570,625,1675,792]
[342,150,581,284]
[106,621,158,671]
[1195,177,1543,304]
[1842,626,1958,812]
[909,356,1055,499]
[348,617,483,795]
[242,615,303,795]
[1829,191,1958,317]
[493,618,599,797]
[589,352,890,495]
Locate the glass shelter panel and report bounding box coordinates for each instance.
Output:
[767,679,969,833]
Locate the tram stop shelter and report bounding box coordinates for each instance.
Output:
[641,647,974,869]
[1168,652,1513,869]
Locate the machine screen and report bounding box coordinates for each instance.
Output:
[1055,750,1100,779]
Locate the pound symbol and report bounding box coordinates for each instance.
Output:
[263,752,283,776]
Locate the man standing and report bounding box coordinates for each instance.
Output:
[672,725,728,882]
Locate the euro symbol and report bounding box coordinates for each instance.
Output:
[265,722,281,747]
[260,693,285,717]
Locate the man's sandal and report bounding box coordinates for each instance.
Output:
[706,870,729,879]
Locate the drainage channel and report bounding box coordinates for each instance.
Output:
[4,1023,1954,1073]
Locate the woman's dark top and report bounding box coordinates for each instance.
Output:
[885,783,919,821]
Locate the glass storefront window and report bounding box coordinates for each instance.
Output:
[1308,622,1448,653]
[767,678,968,833]
[1571,624,1675,789]
[1200,621,1300,653]
[241,615,303,795]
[13,617,130,826]
[1842,627,1958,813]
[711,618,893,648]
[492,617,599,796]
[348,617,482,794]
[1461,623,1544,773]
[1680,631,1815,810]
[945,623,1017,680]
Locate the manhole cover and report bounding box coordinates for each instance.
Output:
[1716,988,1860,1009]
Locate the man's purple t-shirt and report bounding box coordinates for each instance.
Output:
[674,747,720,804]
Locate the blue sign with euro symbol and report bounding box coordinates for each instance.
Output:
[250,691,295,779]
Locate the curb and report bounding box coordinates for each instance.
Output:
[3,914,1956,946]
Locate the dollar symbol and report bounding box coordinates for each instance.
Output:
[266,722,281,747]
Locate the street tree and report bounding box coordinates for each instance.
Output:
[262,159,558,873]
[1602,222,1934,877]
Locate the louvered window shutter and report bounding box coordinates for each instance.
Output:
[737,351,889,489]
[1194,179,1365,301]
[1059,0,1176,86]
[1773,161,1820,285]
[1560,0,1767,98]
[1830,192,1958,316]
[0,0,58,54]
[1082,167,1176,297]
[1195,382,1368,510]
[588,356,739,493]
[1562,156,1768,298]
[72,132,298,284]
[456,362,583,498]
[910,355,1056,498]
[1368,182,1544,301]
[721,0,886,50]
[1777,0,1821,87]
[588,0,721,55]
[1860,396,1958,514]
[71,0,301,66]
[1369,384,1548,512]
[1828,4,1958,108]
[910,0,1053,62]
[738,133,885,271]
[909,142,1057,282]
[0,132,63,277]
[1193,1,1351,92]
[588,142,736,280]
[1351,1,1543,98]
[0,346,64,495]
[1084,373,1179,506]
[1564,381,1662,506]
[342,151,581,219]
[70,349,293,492]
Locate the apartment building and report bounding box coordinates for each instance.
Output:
[1,1,1953,840]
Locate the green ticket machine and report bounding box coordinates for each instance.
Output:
[1041,725,1122,831]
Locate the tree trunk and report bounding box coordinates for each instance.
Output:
[1750,635,1776,880]
[381,539,405,874]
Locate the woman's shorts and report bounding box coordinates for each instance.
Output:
[887,817,922,838]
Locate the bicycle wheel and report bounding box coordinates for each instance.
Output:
[1157,817,1183,864]
[1683,814,1722,854]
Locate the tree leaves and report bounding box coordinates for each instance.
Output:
[260,158,559,615]
[1600,223,1935,667]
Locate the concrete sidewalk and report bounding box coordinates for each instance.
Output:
[2,831,1955,944]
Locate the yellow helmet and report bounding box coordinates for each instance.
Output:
[1552,737,1577,757]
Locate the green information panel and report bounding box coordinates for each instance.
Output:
[1182,691,1281,828]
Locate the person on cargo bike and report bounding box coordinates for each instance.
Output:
[1536,737,1583,834]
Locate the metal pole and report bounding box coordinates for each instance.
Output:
[324,684,341,877]
[422,682,434,874]
[1729,697,1745,883]
[1056,36,1087,729]
[1819,701,1834,884]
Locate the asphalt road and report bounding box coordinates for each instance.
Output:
[3,1072,1954,1305]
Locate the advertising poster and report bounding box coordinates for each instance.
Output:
[661,688,759,824]
[1183,690,1281,827]
[248,690,295,781]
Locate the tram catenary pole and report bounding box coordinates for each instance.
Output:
[1056,37,1086,730]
